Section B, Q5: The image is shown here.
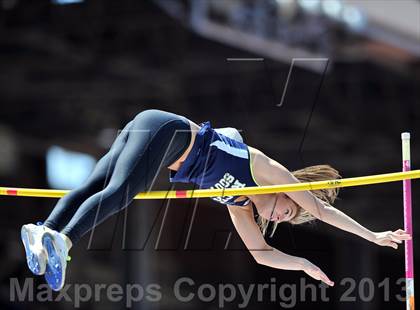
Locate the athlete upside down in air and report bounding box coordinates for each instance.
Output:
[21,109,411,291]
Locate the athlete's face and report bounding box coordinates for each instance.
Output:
[258,193,299,223]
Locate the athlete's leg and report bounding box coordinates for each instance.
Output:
[61,109,191,245]
[22,121,133,280]
[43,121,134,232]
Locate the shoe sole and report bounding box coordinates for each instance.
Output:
[21,225,44,275]
[42,232,64,291]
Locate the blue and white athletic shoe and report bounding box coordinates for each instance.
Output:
[42,231,71,291]
[21,223,48,275]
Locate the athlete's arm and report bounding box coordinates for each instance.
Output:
[249,147,378,242]
[226,203,334,286]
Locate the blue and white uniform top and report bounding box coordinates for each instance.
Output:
[169,121,259,206]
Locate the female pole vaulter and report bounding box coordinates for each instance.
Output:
[21,109,411,291]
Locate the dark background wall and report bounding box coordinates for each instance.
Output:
[0,1,418,309]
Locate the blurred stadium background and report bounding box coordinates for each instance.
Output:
[0,0,419,309]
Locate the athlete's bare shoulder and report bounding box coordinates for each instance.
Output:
[247,146,266,169]
[247,145,263,156]
[246,146,283,186]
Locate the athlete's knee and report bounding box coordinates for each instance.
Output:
[102,177,134,198]
[99,186,132,213]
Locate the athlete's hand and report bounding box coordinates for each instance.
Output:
[301,259,334,287]
[371,229,411,249]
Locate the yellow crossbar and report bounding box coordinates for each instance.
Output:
[0,169,419,200]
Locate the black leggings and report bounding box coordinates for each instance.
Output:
[44,109,192,244]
